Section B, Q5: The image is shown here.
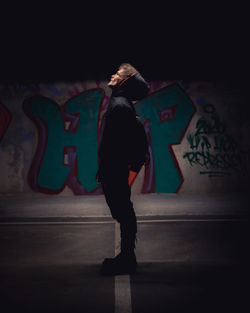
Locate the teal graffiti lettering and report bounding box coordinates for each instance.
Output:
[135,84,195,193]
[24,84,195,194]
[24,90,103,193]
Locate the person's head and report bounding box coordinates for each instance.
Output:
[108,63,137,87]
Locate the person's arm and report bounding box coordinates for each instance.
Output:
[97,104,133,180]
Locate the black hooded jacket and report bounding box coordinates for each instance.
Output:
[98,72,149,179]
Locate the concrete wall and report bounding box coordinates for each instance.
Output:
[0,80,249,196]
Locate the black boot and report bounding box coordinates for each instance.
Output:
[100,221,137,276]
[100,251,137,275]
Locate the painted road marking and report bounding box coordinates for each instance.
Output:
[114,222,132,313]
[115,275,132,313]
[0,218,246,226]
[115,221,121,255]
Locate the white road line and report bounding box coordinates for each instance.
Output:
[114,222,132,313]
[115,221,121,255]
[0,218,245,226]
[115,275,132,313]
[0,221,115,225]
[139,218,245,222]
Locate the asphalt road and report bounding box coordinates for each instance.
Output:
[0,218,249,313]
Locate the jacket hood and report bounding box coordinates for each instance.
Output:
[111,72,149,101]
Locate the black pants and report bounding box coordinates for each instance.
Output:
[101,167,137,252]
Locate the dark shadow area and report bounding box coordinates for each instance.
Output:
[0,264,114,313]
[131,262,249,313]
[133,218,250,312]
[1,28,249,83]
[1,2,249,83]
[0,224,115,312]
[137,219,250,265]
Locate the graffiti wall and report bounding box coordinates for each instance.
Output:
[0,80,249,195]
[183,103,248,175]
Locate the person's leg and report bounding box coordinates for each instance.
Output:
[100,171,138,274]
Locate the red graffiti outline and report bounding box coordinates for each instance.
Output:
[141,119,155,193]
[0,102,12,141]
[158,104,178,123]
[169,83,196,193]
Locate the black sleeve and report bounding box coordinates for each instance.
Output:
[98,105,134,163]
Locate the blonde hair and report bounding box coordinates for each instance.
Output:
[119,63,137,79]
